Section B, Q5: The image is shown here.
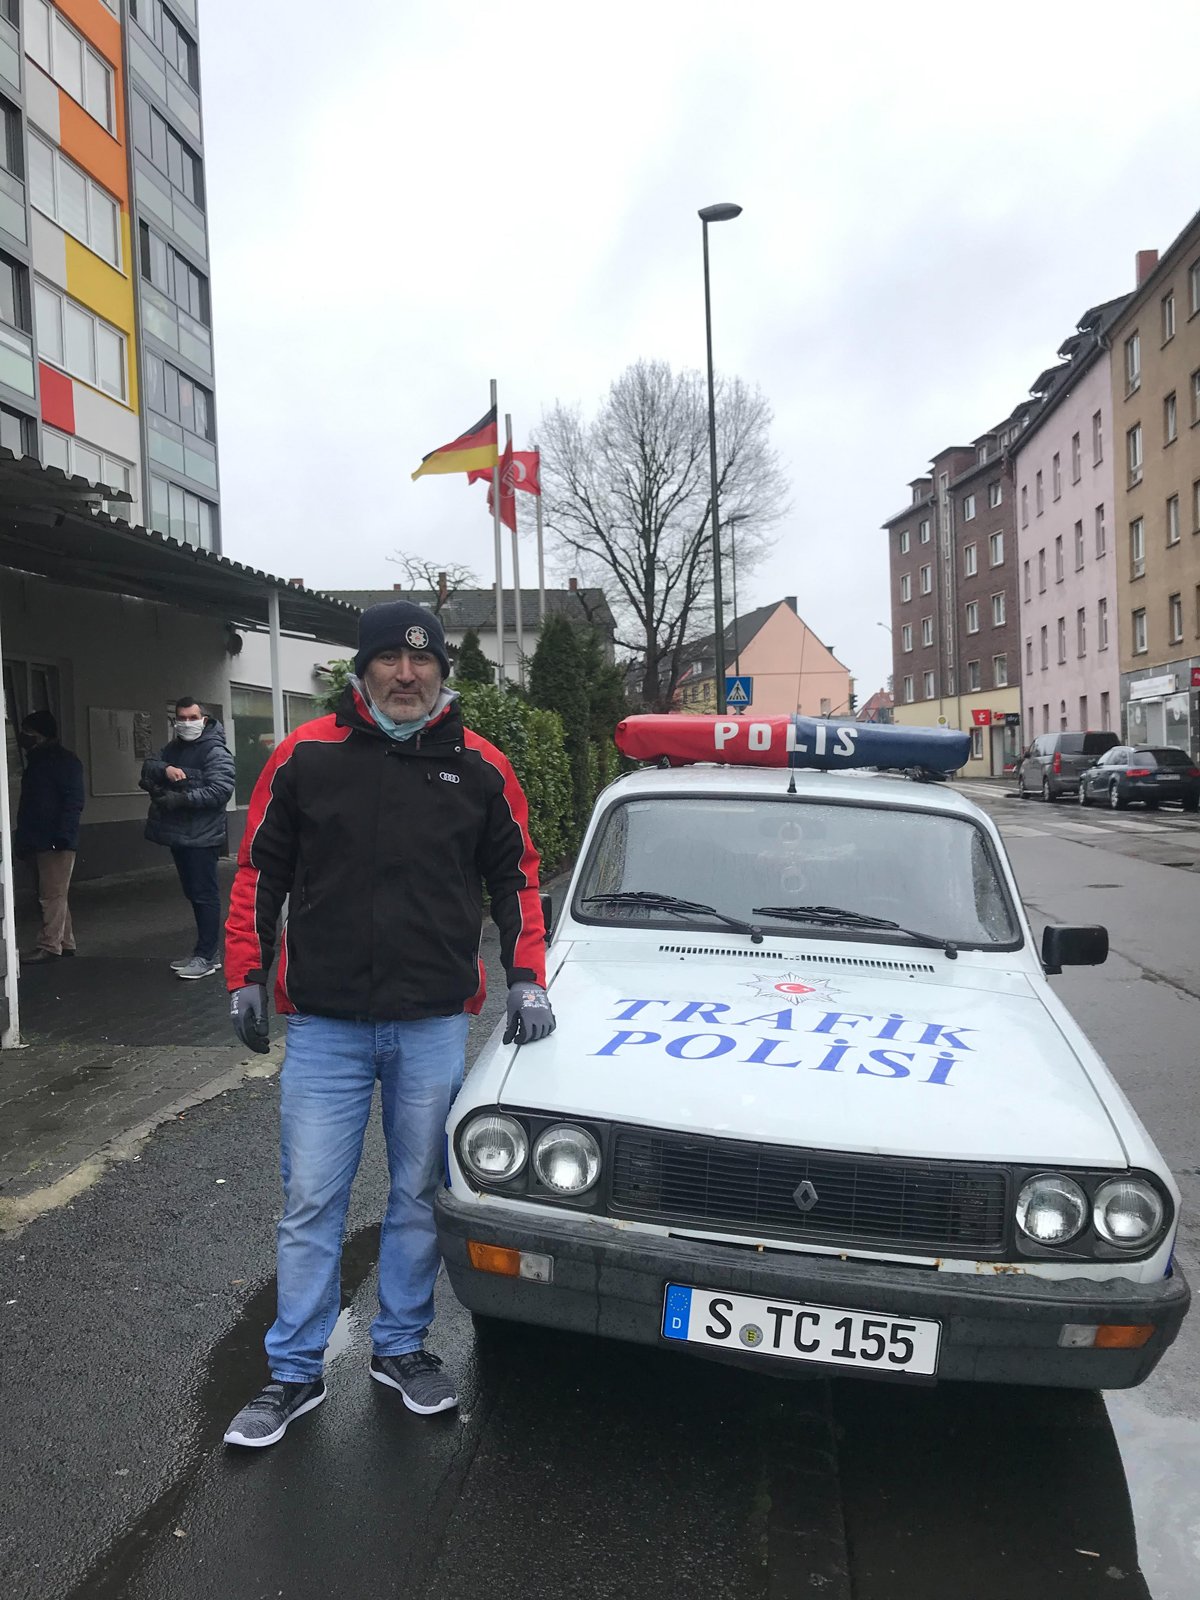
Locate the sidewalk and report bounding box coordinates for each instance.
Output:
[0,862,268,1214]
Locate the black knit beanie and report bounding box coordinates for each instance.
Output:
[23,709,58,740]
[354,601,450,679]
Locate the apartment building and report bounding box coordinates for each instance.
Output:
[1012,296,1128,740]
[0,0,219,545]
[883,407,1033,774]
[1108,214,1200,755]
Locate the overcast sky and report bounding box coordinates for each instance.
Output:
[200,0,1200,698]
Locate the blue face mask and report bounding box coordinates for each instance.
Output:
[355,677,450,742]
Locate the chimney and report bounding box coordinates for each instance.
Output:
[287,577,304,587]
[568,576,578,592]
[394,582,405,592]
[438,570,448,606]
[1136,249,1159,287]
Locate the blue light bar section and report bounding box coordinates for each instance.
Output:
[785,717,970,774]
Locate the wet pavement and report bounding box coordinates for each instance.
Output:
[0,797,1196,1598]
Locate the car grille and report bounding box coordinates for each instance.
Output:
[609,1127,1009,1256]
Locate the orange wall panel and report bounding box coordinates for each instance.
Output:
[59,92,128,204]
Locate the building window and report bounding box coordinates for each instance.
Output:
[1192,369,1200,426]
[1037,548,1046,592]
[0,248,29,331]
[1054,534,1064,582]
[1092,409,1103,464]
[1056,616,1066,663]
[1095,504,1106,556]
[964,542,977,577]
[963,493,976,521]
[1163,291,1176,343]
[150,473,216,549]
[1022,559,1031,602]
[1070,432,1081,483]
[1021,484,1028,527]
[901,622,912,652]
[34,279,126,400]
[966,659,981,692]
[145,352,215,441]
[1125,330,1141,393]
[42,425,132,518]
[1132,608,1147,654]
[1169,592,1183,644]
[919,519,931,544]
[1052,453,1061,500]
[25,3,114,132]
[919,564,932,595]
[1127,424,1143,487]
[1079,695,1088,729]
[0,251,32,395]
[988,480,1002,508]
[1024,637,1033,676]
[991,592,1006,627]
[1098,597,1108,651]
[989,531,1004,567]
[1130,517,1145,579]
[0,400,34,456]
[1035,469,1044,515]
[992,654,1008,688]
[1194,478,1200,534]
[130,91,204,209]
[920,616,933,648]
[139,224,210,326]
[27,132,120,267]
[970,726,983,760]
[965,600,979,634]
[131,0,200,90]
[900,573,911,603]
[1100,691,1110,730]
[922,670,935,699]
[1039,625,1048,669]
[898,528,909,554]
[1164,391,1177,444]
[1071,521,1083,570]
[0,95,22,181]
[1167,494,1180,546]
[902,675,914,704]
[1191,260,1200,316]
[1076,607,1086,657]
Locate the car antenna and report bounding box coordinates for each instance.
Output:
[786,769,796,795]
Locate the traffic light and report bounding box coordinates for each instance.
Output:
[848,689,858,715]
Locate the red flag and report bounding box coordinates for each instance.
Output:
[488,439,517,532]
[470,448,539,493]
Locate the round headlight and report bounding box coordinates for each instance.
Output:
[1016,1174,1088,1245]
[460,1113,528,1184]
[532,1124,601,1195]
[1093,1178,1164,1249]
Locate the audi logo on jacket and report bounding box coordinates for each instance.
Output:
[224,686,546,1020]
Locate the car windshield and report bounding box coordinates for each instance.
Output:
[576,797,1019,947]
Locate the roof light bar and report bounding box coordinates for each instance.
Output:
[614,715,970,776]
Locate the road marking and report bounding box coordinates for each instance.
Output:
[1001,824,1050,837]
[1045,820,1109,835]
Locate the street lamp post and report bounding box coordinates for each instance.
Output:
[725,511,750,680]
[699,201,742,714]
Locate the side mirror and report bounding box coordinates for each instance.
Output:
[1042,924,1108,974]
[540,893,553,939]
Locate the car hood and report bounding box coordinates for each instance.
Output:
[498,949,1127,1166]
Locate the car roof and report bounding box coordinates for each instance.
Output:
[599,764,990,820]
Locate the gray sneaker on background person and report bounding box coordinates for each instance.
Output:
[176,956,220,981]
[223,1379,327,1448]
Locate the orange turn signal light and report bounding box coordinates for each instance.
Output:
[467,1240,521,1277]
[1094,1324,1154,1349]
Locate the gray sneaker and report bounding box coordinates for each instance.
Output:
[370,1350,458,1414]
[176,956,220,980]
[170,956,194,971]
[223,1379,326,1448]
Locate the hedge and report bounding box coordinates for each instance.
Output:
[454,683,575,870]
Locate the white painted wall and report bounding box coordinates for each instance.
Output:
[233,629,349,701]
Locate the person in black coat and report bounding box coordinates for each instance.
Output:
[14,710,85,963]
[139,696,235,980]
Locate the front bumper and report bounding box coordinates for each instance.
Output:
[437,1190,1190,1388]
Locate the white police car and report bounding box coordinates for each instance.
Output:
[435,714,1189,1387]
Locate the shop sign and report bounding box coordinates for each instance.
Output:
[1130,674,1177,700]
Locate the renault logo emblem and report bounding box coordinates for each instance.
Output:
[793,1180,819,1213]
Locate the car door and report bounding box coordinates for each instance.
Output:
[1099,748,1130,794]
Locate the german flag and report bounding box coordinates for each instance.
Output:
[411,406,499,480]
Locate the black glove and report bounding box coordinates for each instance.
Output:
[155,790,184,809]
[503,982,556,1045]
[231,984,270,1054]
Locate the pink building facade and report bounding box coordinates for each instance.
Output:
[1013,302,1126,737]
[676,598,851,717]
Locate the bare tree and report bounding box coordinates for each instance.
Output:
[537,360,787,708]
[386,551,478,615]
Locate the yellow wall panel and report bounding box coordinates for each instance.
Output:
[64,222,139,415]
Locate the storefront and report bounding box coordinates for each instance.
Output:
[1123,667,1199,757]
[893,688,1022,777]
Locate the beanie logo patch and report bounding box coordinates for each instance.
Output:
[405,624,430,649]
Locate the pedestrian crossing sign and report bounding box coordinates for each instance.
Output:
[725,676,753,707]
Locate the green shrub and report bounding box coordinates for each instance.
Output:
[456,682,575,870]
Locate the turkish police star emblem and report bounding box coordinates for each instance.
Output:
[742,970,839,1007]
[405,624,429,649]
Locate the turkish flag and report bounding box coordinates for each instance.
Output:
[488,440,518,531]
[469,449,539,494]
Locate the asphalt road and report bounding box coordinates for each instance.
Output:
[2,788,1197,1600]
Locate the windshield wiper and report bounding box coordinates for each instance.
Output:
[584,890,764,945]
[751,903,958,959]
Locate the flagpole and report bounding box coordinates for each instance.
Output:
[506,413,526,689]
[490,379,505,687]
[535,464,546,625]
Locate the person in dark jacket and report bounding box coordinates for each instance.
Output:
[14,710,84,964]
[220,600,556,1449]
[139,697,235,981]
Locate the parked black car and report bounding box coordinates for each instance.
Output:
[1079,746,1200,810]
[1017,730,1121,801]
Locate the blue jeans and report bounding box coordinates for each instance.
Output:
[265,1010,470,1383]
[170,845,221,960]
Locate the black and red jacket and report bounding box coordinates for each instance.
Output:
[224,686,545,1020]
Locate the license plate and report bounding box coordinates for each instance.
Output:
[1159,775,1179,781]
[662,1284,940,1376]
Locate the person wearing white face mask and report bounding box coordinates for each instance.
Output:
[139,697,236,979]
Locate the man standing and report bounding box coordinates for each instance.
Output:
[222,601,555,1448]
[139,698,235,980]
[15,710,84,964]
